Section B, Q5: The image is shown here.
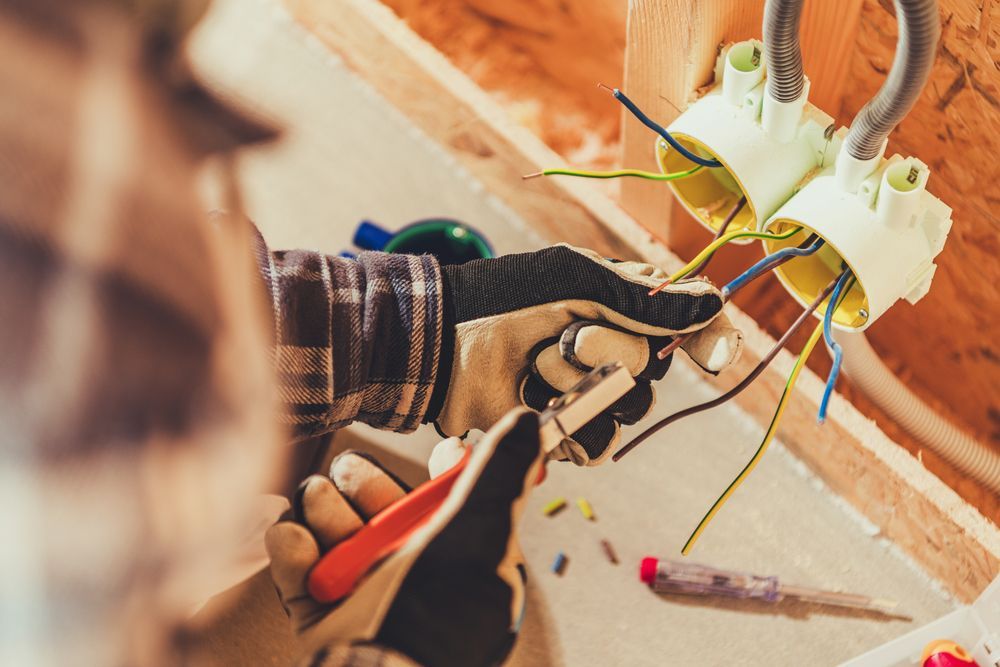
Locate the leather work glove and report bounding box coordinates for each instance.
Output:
[266,409,544,667]
[425,244,742,465]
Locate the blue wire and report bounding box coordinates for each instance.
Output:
[722,237,825,298]
[610,88,724,168]
[818,270,854,423]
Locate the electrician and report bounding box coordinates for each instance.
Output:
[0,0,741,665]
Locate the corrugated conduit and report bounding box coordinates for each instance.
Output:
[835,333,1000,494]
[763,0,999,493]
[843,0,940,160]
[763,0,806,103]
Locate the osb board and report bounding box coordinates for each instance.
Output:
[838,0,1000,476]
[281,0,1000,600]
[378,0,1000,522]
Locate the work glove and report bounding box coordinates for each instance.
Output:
[426,244,742,465]
[266,409,544,667]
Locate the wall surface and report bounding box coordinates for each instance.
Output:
[381,0,999,519]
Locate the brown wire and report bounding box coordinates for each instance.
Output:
[684,195,747,277]
[613,267,847,462]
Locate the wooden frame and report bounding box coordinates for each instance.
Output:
[619,1,865,238]
[282,0,999,602]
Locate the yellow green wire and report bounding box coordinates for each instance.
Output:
[536,165,702,181]
[681,319,824,556]
[668,226,802,285]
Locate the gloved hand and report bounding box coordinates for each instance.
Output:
[426,244,742,465]
[266,409,544,667]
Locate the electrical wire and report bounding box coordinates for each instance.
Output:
[613,269,845,462]
[721,235,823,299]
[599,84,723,168]
[682,196,747,279]
[817,270,856,423]
[652,234,822,361]
[522,166,702,181]
[648,226,802,296]
[681,318,825,555]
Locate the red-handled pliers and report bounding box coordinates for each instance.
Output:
[307,362,635,603]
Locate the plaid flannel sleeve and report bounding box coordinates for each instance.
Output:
[252,229,443,439]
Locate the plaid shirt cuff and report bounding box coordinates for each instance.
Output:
[253,229,443,439]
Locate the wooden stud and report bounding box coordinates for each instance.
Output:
[619,0,863,242]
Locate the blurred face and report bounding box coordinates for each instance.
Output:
[0,1,283,664]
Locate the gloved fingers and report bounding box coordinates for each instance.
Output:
[519,372,561,414]
[374,410,543,666]
[265,520,325,630]
[292,475,365,550]
[519,374,625,464]
[679,311,744,373]
[451,409,543,512]
[571,246,670,281]
[556,244,724,334]
[558,320,673,380]
[529,338,588,392]
[428,436,468,479]
[548,413,620,466]
[521,371,652,425]
[329,451,409,521]
[606,379,655,425]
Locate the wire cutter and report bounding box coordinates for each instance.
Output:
[307,362,636,603]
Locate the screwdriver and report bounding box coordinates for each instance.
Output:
[640,557,900,614]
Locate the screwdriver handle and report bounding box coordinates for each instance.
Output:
[640,557,781,602]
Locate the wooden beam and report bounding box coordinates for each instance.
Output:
[620,1,760,242]
[282,0,999,601]
[619,0,863,241]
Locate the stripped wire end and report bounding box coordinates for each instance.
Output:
[648,279,672,296]
[657,336,686,360]
[602,85,723,169]
[522,172,543,180]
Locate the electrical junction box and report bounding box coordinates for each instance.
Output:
[657,39,953,331]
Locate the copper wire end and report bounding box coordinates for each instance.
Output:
[597,82,615,93]
[648,279,672,296]
[522,172,543,180]
[657,336,686,360]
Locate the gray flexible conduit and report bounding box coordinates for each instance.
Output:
[844,0,940,160]
[763,0,806,103]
